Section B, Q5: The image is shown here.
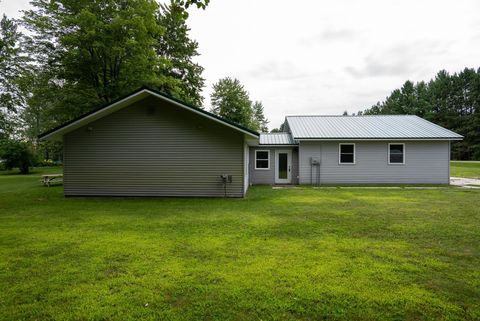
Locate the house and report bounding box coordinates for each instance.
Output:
[39,87,463,197]
[250,116,463,186]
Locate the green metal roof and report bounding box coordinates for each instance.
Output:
[286,115,463,140]
[259,133,296,145]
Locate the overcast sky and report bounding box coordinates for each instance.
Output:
[2,0,480,129]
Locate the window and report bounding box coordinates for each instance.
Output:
[255,150,270,169]
[339,143,355,164]
[389,143,405,164]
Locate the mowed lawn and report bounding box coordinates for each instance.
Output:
[451,161,480,179]
[0,168,479,321]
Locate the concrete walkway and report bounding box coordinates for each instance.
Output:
[450,177,480,189]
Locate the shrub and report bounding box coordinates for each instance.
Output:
[0,139,35,174]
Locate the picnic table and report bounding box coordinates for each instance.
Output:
[42,174,63,187]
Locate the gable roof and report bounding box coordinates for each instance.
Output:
[259,133,296,145]
[285,115,463,140]
[38,86,259,140]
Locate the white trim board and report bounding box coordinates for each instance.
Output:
[254,150,270,170]
[275,149,292,184]
[296,138,462,141]
[338,143,356,165]
[388,143,406,165]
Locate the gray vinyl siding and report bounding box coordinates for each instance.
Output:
[249,147,299,185]
[63,96,245,197]
[292,149,299,185]
[298,141,450,184]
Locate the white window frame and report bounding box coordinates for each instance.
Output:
[388,143,405,165]
[339,143,356,165]
[255,150,270,170]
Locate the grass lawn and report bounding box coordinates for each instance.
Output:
[0,167,479,321]
[450,161,480,179]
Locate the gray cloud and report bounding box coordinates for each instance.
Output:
[247,61,317,81]
[320,28,356,40]
[345,56,414,78]
[345,41,450,79]
[300,27,357,46]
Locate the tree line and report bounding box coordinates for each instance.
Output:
[0,0,268,173]
[357,68,480,160]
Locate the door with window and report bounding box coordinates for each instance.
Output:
[275,150,292,184]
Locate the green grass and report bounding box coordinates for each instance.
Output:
[1,167,479,321]
[450,161,480,179]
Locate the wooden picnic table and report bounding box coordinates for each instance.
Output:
[42,174,63,187]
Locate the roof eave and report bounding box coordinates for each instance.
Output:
[255,144,299,147]
[294,137,463,141]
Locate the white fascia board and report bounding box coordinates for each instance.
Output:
[295,138,463,141]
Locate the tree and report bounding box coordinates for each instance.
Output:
[21,0,207,131]
[0,15,27,139]
[0,139,35,174]
[23,0,163,109]
[155,1,205,106]
[270,121,287,133]
[252,101,269,132]
[210,77,268,131]
[17,68,63,142]
[0,111,11,140]
[176,0,210,9]
[0,15,26,112]
[210,77,254,128]
[360,68,480,160]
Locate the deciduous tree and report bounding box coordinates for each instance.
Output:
[211,77,254,128]
[210,77,269,132]
[0,139,35,174]
[0,15,27,139]
[19,0,207,140]
[155,0,205,106]
[252,101,269,132]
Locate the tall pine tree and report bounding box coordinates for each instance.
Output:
[360,68,480,160]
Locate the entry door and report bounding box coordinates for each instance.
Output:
[275,150,292,184]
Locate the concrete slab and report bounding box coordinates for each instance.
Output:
[450,177,480,189]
